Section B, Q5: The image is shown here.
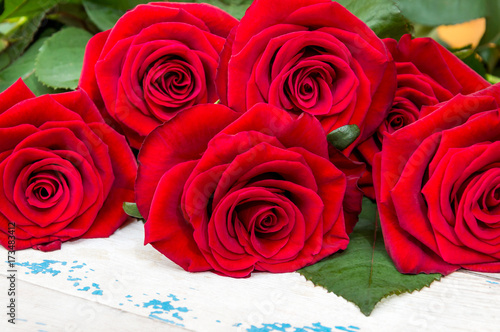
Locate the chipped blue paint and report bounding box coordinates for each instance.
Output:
[135,304,140,307]
[67,277,81,281]
[92,283,100,289]
[73,282,79,287]
[143,298,189,326]
[348,327,360,331]
[149,311,182,326]
[78,287,90,292]
[119,303,124,306]
[168,294,179,301]
[216,320,221,323]
[92,290,103,296]
[15,260,66,276]
[335,326,360,332]
[234,323,242,327]
[246,322,349,332]
[143,299,188,313]
[126,295,132,298]
[247,323,291,332]
[71,264,85,269]
[487,280,499,285]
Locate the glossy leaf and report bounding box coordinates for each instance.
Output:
[299,198,441,316]
[395,0,488,26]
[0,12,45,70]
[35,27,92,89]
[82,0,124,31]
[326,124,360,151]
[338,0,412,39]
[123,202,144,220]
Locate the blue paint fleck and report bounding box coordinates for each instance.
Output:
[348,327,360,331]
[67,277,81,281]
[216,320,221,323]
[149,311,182,326]
[247,323,291,332]
[15,260,66,276]
[90,269,95,271]
[73,282,79,287]
[135,304,140,307]
[36,322,47,326]
[69,270,74,272]
[335,326,359,332]
[78,287,90,292]
[143,293,148,296]
[128,299,133,302]
[143,299,189,326]
[168,294,179,301]
[234,323,242,327]
[119,303,123,306]
[487,280,499,285]
[71,264,85,269]
[92,283,100,289]
[247,322,337,332]
[92,290,103,296]
[143,299,188,313]
[25,272,29,274]
[126,295,132,298]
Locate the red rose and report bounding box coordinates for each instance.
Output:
[216,0,396,154]
[374,84,500,274]
[0,79,137,252]
[79,2,238,149]
[136,103,363,277]
[355,34,490,198]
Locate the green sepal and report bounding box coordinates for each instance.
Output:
[326,124,360,151]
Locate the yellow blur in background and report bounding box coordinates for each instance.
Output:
[437,18,486,48]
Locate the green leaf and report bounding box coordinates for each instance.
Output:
[82,0,124,31]
[298,198,441,316]
[0,36,45,92]
[486,73,500,84]
[0,0,81,20]
[326,124,360,151]
[395,0,488,26]
[0,11,45,70]
[337,0,412,39]
[35,27,92,89]
[194,0,252,20]
[451,47,487,78]
[86,0,149,11]
[123,202,144,221]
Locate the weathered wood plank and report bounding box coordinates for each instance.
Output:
[1,220,499,331]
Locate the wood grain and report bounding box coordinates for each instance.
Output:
[1,220,499,331]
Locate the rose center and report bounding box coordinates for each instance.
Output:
[26,171,63,209]
[143,56,199,105]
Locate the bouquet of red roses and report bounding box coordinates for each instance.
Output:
[0,0,499,315]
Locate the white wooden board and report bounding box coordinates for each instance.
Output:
[1,219,499,332]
